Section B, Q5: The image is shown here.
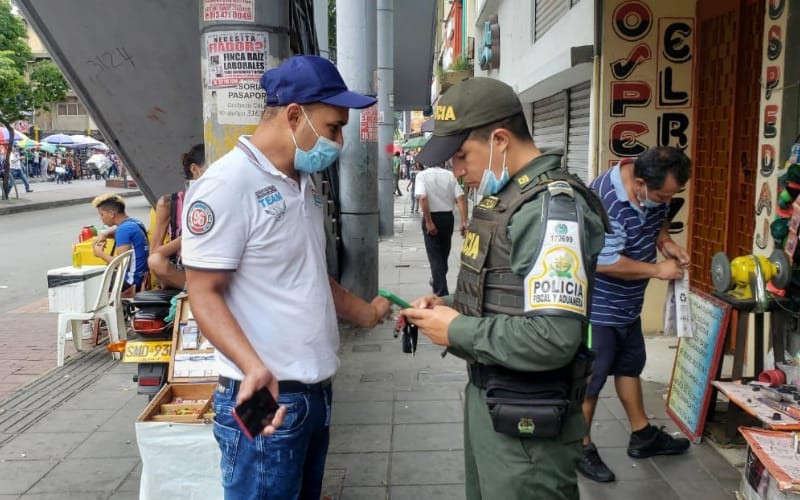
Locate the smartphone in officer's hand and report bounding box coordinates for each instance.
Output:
[233,387,280,440]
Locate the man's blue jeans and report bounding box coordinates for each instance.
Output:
[10,169,31,191]
[213,377,332,500]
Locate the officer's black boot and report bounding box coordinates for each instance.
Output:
[627,424,690,458]
[576,442,615,482]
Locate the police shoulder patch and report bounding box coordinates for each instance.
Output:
[187,200,215,235]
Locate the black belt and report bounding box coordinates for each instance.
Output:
[218,375,331,394]
[468,363,490,389]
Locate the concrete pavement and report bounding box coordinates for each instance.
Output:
[0,178,140,216]
[0,193,741,499]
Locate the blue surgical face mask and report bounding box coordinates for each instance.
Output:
[477,135,509,196]
[638,184,663,209]
[291,106,342,173]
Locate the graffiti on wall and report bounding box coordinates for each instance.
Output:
[753,0,788,253]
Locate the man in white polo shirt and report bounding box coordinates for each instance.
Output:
[416,161,467,296]
[182,55,392,499]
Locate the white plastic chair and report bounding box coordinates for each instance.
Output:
[56,250,133,367]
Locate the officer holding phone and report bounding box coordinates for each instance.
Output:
[401,78,610,499]
[182,55,391,499]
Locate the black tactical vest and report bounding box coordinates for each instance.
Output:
[453,161,606,320]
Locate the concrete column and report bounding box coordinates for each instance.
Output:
[337,0,379,300]
[377,0,394,236]
[200,0,290,163]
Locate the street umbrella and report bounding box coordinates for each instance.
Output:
[70,134,103,148]
[16,138,38,149]
[402,136,429,149]
[32,143,57,154]
[0,128,33,145]
[42,133,76,145]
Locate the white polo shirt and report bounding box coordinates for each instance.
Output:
[415,167,463,213]
[182,136,339,383]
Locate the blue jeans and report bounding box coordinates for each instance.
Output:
[213,377,332,500]
[10,169,31,191]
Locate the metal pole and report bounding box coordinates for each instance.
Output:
[337,0,378,300]
[314,0,330,60]
[377,0,394,236]
[200,0,290,164]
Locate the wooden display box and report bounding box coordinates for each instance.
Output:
[136,295,218,424]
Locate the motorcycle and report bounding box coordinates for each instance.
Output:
[121,288,182,398]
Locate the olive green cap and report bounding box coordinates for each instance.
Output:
[416,77,523,166]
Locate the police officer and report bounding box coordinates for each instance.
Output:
[402,77,609,499]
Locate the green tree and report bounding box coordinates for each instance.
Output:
[0,0,69,197]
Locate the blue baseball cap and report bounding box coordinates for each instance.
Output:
[260,55,377,110]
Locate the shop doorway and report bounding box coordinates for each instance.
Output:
[689,0,764,291]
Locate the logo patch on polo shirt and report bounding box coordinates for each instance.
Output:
[187,201,215,235]
[255,185,286,220]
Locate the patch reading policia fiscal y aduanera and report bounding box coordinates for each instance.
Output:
[524,220,588,316]
[187,201,215,235]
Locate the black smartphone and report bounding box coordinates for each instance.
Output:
[232,387,280,440]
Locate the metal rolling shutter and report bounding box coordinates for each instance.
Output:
[566,81,591,183]
[535,0,570,40]
[532,92,566,155]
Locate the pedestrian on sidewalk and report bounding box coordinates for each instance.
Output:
[182,55,392,500]
[576,147,692,483]
[416,161,467,296]
[32,149,40,177]
[393,151,403,196]
[406,162,420,213]
[9,148,33,192]
[401,77,609,500]
[148,143,207,290]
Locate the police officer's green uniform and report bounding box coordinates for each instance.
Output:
[416,78,608,500]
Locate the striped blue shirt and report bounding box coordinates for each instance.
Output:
[589,162,668,326]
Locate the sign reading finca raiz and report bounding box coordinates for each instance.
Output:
[600,0,695,164]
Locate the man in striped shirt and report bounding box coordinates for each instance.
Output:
[577,147,691,483]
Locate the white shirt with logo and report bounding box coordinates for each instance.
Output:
[182,136,338,384]
[9,152,21,171]
[415,167,463,212]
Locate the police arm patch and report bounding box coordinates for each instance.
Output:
[187,200,215,235]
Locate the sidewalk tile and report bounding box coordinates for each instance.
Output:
[331,390,394,403]
[329,425,391,453]
[668,479,736,500]
[21,493,107,500]
[340,486,387,500]
[390,485,464,500]
[325,453,389,486]
[27,457,138,494]
[0,432,90,461]
[394,388,463,401]
[332,402,393,425]
[580,479,676,499]
[391,423,463,452]
[25,409,115,434]
[0,459,57,495]
[68,431,138,459]
[108,493,138,500]
[393,400,463,424]
[390,450,464,485]
[587,419,630,448]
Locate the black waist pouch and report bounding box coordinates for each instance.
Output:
[486,396,569,438]
[483,368,570,439]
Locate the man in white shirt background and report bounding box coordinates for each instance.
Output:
[9,147,33,193]
[416,161,468,296]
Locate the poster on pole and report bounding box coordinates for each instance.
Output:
[666,289,731,443]
[206,31,267,89]
[203,0,254,22]
[216,82,266,125]
[360,105,378,142]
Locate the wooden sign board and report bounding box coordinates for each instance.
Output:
[667,289,732,443]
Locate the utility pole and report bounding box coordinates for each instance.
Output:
[199,0,290,164]
[337,0,379,300]
[377,0,394,236]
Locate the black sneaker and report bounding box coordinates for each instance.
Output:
[577,443,615,482]
[627,425,690,458]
